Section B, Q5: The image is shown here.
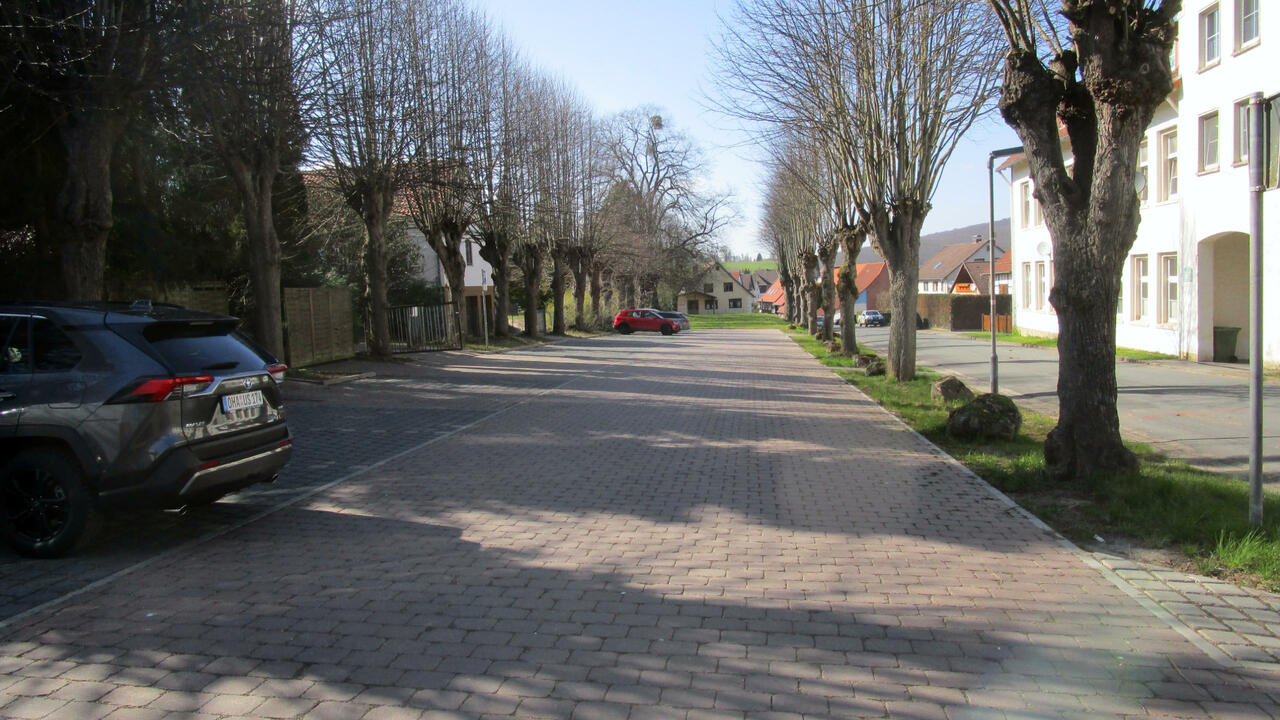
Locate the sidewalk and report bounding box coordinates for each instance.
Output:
[0,331,1278,719]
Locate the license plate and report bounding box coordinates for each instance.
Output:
[221,390,264,413]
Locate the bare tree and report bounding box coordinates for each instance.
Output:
[181,0,317,358]
[606,107,732,308]
[0,2,177,299]
[473,40,533,338]
[714,0,999,378]
[405,0,487,348]
[989,0,1178,479]
[309,0,419,355]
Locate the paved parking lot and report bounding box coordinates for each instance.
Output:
[1,330,1279,719]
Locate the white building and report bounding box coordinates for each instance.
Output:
[406,227,496,336]
[1004,0,1276,363]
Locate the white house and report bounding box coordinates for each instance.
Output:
[406,227,495,336]
[677,262,755,314]
[1004,0,1277,363]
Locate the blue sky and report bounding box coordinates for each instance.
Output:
[472,0,1019,257]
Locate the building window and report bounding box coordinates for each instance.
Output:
[703,283,713,293]
[729,298,742,309]
[1035,261,1046,311]
[1020,182,1031,229]
[1159,128,1178,201]
[1138,139,1149,204]
[704,299,717,311]
[1237,0,1260,50]
[1158,253,1178,324]
[1131,255,1150,320]
[723,282,733,292]
[1235,100,1252,165]
[1200,4,1220,68]
[1021,263,1031,309]
[465,240,474,266]
[1199,111,1219,173]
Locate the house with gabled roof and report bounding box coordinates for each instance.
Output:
[678,262,755,314]
[918,238,1003,295]
[759,278,786,314]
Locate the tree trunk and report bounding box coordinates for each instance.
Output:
[875,208,925,381]
[363,206,392,357]
[520,249,545,337]
[589,266,603,326]
[228,157,284,360]
[478,232,511,337]
[782,276,797,325]
[571,264,588,330]
[838,230,865,356]
[53,113,123,301]
[551,251,567,335]
[818,240,836,343]
[801,251,819,334]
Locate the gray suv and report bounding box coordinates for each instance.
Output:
[0,302,293,557]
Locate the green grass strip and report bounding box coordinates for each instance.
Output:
[688,313,790,330]
[787,328,1280,590]
[961,331,1176,361]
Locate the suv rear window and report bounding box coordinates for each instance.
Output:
[143,324,266,375]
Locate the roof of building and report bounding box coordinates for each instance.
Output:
[958,261,991,291]
[994,251,1012,274]
[759,278,786,306]
[918,240,1002,282]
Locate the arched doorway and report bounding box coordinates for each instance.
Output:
[1197,232,1250,362]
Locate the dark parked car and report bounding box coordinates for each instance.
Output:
[613,308,681,335]
[657,311,691,332]
[0,302,292,557]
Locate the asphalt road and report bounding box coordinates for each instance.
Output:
[854,326,1280,479]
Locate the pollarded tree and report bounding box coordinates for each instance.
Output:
[309,0,420,356]
[715,0,1000,379]
[989,0,1179,479]
[181,0,317,359]
[406,0,488,348]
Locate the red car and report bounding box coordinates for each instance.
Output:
[613,308,681,335]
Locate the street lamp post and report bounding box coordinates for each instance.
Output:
[988,145,1024,394]
[1247,93,1271,527]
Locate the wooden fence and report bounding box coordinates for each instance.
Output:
[283,287,355,367]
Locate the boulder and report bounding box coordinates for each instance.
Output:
[864,358,886,376]
[931,375,974,404]
[946,393,1022,440]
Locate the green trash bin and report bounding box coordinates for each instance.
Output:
[1213,326,1241,362]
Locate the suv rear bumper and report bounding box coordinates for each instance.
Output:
[99,423,292,507]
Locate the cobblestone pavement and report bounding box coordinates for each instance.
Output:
[0,350,566,621]
[2,330,1280,719]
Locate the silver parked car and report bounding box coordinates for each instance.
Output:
[657,311,691,332]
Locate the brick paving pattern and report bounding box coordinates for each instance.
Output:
[1,329,1278,719]
[1096,555,1280,668]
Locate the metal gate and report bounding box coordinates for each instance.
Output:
[386,301,461,352]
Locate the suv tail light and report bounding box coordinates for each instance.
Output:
[266,363,287,383]
[110,376,213,403]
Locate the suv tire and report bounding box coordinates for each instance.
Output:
[660,324,674,336]
[1,448,95,558]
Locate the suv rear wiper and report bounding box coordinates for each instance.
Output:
[200,361,238,371]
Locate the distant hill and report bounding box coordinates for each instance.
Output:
[848,218,1011,265]
[722,259,778,272]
